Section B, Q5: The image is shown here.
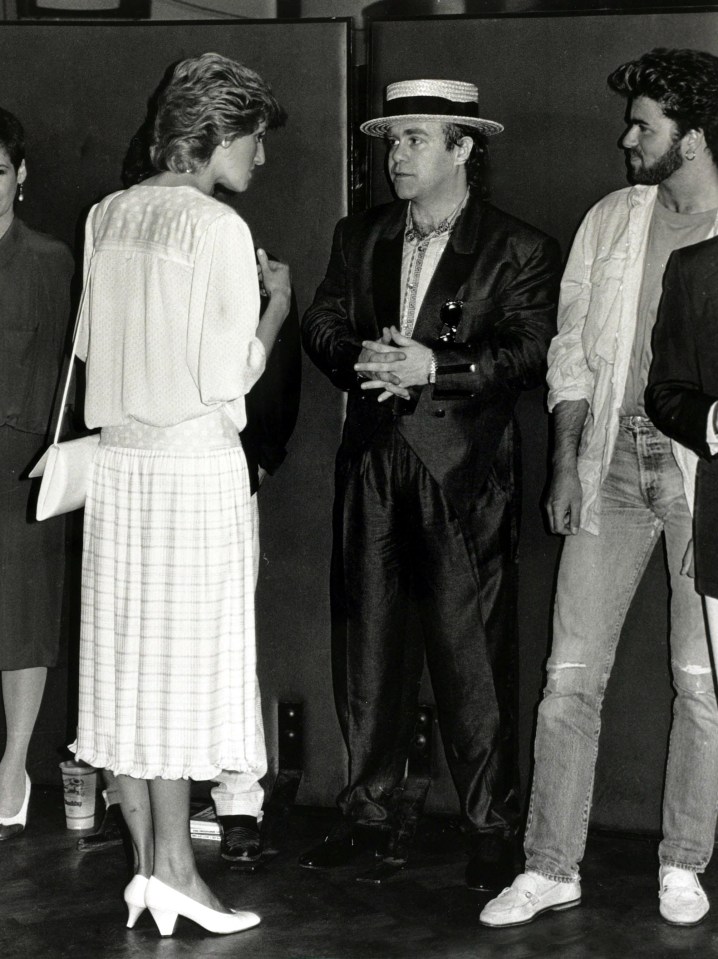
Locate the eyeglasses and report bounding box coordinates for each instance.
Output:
[438,300,463,343]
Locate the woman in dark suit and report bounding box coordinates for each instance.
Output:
[0,107,74,840]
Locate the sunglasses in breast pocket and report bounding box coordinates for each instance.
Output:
[438,300,464,344]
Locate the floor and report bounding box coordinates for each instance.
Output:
[2,787,717,959]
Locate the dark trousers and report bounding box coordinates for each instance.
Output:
[330,424,520,835]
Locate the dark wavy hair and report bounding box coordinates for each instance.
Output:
[150,52,286,174]
[443,123,489,194]
[608,48,718,162]
[0,107,25,170]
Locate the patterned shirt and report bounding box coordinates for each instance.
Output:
[399,191,469,337]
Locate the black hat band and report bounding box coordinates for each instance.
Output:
[384,95,479,119]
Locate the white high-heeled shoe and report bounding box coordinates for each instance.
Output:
[124,874,149,928]
[0,773,30,840]
[145,876,261,937]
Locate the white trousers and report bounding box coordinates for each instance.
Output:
[210,494,267,819]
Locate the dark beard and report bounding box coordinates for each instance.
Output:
[628,138,683,185]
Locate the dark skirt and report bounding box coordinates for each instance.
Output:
[0,426,65,669]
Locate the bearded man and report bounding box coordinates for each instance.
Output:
[481,48,718,929]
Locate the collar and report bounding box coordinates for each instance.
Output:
[405,189,470,244]
[627,184,658,208]
[378,191,486,252]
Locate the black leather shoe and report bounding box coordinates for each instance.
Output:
[299,825,382,869]
[77,804,126,853]
[465,834,517,892]
[0,823,25,842]
[218,815,262,864]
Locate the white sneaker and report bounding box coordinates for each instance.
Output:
[659,866,709,926]
[479,872,581,928]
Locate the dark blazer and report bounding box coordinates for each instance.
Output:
[646,235,718,598]
[302,193,561,514]
[1,218,74,435]
[241,286,301,495]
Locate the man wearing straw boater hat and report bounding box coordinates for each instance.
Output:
[301,78,561,889]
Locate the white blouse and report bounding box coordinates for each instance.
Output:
[76,184,265,431]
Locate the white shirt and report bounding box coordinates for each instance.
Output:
[76,184,265,431]
[547,184,718,533]
[399,192,469,337]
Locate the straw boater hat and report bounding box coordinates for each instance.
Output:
[359,79,503,138]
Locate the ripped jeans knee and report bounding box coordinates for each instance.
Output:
[544,658,591,697]
[671,659,716,697]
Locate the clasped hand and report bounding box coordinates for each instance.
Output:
[354,325,433,402]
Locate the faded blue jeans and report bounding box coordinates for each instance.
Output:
[525,418,718,881]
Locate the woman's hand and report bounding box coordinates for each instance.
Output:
[255,249,292,356]
[257,248,291,306]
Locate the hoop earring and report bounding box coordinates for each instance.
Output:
[17,182,24,202]
[686,152,696,161]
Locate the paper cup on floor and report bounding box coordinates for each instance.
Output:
[59,761,97,830]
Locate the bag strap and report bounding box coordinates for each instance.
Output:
[52,275,89,446]
[53,193,123,445]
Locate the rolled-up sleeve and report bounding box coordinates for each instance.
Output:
[547,212,596,411]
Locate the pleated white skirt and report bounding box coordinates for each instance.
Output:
[74,412,258,780]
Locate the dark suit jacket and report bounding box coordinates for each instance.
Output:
[241,287,301,495]
[302,193,561,515]
[646,235,718,597]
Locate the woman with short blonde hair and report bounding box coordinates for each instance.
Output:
[73,53,291,937]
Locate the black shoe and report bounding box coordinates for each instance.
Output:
[299,824,383,869]
[218,815,262,864]
[465,834,517,892]
[0,823,25,842]
[77,804,125,853]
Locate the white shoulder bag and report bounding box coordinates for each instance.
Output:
[28,293,99,521]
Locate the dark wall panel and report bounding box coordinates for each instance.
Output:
[370,12,718,832]
[0,20,349,806]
